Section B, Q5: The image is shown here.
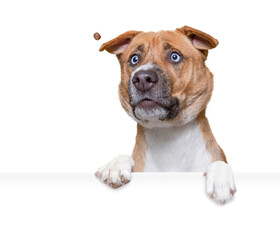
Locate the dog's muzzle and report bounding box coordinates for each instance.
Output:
[129,66,179,121]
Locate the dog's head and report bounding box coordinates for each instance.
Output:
[99,26,218,128]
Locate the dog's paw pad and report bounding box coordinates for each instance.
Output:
[206,161,237,204]
[95,155,134,189]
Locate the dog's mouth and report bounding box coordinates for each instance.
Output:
[133,97,179,121]
[137,98,161,109]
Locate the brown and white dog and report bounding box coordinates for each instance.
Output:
[95,26,236,204]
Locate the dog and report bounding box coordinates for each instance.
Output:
[95,26,236,204]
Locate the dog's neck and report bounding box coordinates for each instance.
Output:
[143,117,212,172]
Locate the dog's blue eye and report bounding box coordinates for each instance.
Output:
[170,52,181,63]
[130,54,139,65]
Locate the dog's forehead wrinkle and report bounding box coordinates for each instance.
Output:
[164,43,171,50]
[137,44,144,52]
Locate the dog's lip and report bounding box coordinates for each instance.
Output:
[137,98,160,108]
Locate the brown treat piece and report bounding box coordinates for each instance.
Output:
[93,32,101,40]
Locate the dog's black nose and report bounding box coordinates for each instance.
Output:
[132,70,158,92]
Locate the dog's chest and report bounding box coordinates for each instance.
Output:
[144,120,212,172]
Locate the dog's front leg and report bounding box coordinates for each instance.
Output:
[131,124,147,172]
[95,155,134,189]
[198,114,237,204]
[95,124,146,188]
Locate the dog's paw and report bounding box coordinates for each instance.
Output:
[95,155,135,189]
[206,161,237,204]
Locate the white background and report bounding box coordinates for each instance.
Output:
[0,0,280,239]
[1,0,280,172]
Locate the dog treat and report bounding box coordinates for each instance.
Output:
[93,32,101,40]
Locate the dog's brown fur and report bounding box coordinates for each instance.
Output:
[131,124,147,172]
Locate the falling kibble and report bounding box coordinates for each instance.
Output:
[93,32,101,40]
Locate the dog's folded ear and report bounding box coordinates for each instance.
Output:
[99,31,142,55]
[176,26,219,58]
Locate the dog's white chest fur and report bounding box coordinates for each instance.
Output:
[144,120,212,172]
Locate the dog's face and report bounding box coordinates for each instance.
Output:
[100,26,219,128]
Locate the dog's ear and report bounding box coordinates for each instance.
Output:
[99,31,142,55]
[176,26,219,58]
